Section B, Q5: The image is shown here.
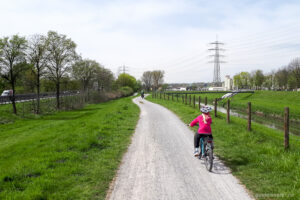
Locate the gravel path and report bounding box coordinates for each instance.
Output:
[107,97,254,200]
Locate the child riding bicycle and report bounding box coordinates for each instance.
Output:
[189,105,213,157]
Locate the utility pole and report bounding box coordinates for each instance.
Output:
[208,36,225,87]
[117,65,129,87]
[118,65,129,75]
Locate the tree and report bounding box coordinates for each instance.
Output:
[21,64,36,93]
[27,34,47,113]
[151,70,164,91]
[115,73,137,91]
[275,67,289,90]
[162,83,168,91]
[95,65,114,91]
[233,72,250,89]
[233,74,242,89]
[0,35,27,114]
[141,71,152,91]
[45,31,77,109]
[288,58,300,89]
[135,80,142,91]
[0,78,8,92]
[253,70,264,90]
[72,59,98,93]
[41,78,56,92]
[240,72,251,89]
[262,74,273,90]
[191,83,197,91]
[287,75,297,90]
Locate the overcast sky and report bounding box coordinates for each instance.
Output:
[1,0,300,83]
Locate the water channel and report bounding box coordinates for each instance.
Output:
[211,104,300,136]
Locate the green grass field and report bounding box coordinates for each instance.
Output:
[147,95,300,200]
[222,91,300,120]
[164,91,300,120]
[0,96,139,199]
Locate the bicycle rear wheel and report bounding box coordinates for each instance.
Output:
[205,145,213,172]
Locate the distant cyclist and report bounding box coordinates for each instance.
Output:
[141,90,145,99]
[188,106,213,156]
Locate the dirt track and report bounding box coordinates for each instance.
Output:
[107,97,254,200]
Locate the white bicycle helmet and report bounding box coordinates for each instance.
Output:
[200,106,212,113]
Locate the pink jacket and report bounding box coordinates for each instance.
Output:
[190,114,212,134]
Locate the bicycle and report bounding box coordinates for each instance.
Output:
[199,135,214,172]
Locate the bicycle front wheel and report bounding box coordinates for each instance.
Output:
[205,146,213,172]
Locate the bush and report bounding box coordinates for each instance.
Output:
[118,86,134,97]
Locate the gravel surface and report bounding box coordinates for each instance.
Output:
[107,97,254,200]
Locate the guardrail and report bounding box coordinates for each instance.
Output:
[162,90,255,95]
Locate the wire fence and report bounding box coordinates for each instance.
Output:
[152,91,300,150]
[0,90,133,120]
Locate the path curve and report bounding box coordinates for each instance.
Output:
[107,97,254,200]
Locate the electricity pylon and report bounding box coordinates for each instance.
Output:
[208,37,225,87]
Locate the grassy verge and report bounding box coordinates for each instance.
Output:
[147,95,300,200]
[0,96,139,199]
[221,91,300,120]
[164,91,300,120]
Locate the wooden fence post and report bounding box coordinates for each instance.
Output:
[167,94,169,101]
[22,102,25,117]
[185,94,187,105]
[177,94,178,102]
[160,93,161,99]
[205,97,207,105]
[214,98,217,117]
[227,99,230,123]
[248,102,251,131]
[172,94,173,101]
[164,93,165,100]
[284,107,289,150]
[182,95,184,103]
[198,96,201,110]
[189,95,191,105]
[193,95,195,108]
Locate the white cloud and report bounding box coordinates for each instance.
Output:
[1,0,300,83]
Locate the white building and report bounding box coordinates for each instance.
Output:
[208,87,225,91]
[224,75,233,91]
